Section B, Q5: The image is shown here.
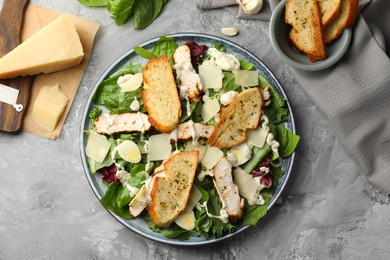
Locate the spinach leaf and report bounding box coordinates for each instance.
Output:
[78,0,107,6]
[107,0,136,26]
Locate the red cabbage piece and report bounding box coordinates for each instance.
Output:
[184,40,208,65]
[99,164,120,183]
[251,154,273,177]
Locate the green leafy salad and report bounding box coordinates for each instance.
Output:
[84,36,300,241]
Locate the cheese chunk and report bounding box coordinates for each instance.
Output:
[32,84,69,131]
[201,145,224,169]
[199,63,223,90]
[234,70,259,87]
[85,130,111,163]
[147,134,172,161]
[0,14,84,79]
[202,98,220,123]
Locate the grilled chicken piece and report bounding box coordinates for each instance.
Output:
[94,112,151,135]
[173,45,203,103]
[213,157,244,222]
[171,121,214,141]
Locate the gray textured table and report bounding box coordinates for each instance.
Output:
[1,0,389,259]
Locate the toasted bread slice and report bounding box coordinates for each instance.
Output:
[323,0,359,44]
[147,151,199,228]
[207,88,263,148]
[318,0,341,26]
[142,55,181,133]
[285,0,326,62]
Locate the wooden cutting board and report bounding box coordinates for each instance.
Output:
[0,0,34,133]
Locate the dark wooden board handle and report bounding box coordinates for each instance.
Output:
[0,0,34,134]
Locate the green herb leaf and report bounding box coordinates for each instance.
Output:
[107,0,136,26]
[275,124,300,158]
[89,106,102,120]
[78,0,108,7]
[133,0,163,29]
[101,182,132,219]
[133,46,157,60]
[152,36,178,64]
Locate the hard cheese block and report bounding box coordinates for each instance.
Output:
[31,84,69,131]
[0,14,84,79]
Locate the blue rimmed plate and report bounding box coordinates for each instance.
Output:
[80,33,297,246]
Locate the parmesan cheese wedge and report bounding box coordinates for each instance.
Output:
[0,14,84,79]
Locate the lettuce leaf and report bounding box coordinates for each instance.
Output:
[78,0,107,6]
[242,167,285,226]
[107,0,136,26]
[92,62,145,114]
[133,0,163,29]
[101,182,132,219]
[152,36,178,64]
[276,124,300,158]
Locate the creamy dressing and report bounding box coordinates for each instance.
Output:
[207,48,240,71]
[111,141,139,196]
[259,114,280,154]
[197,169,214,181]
[220,91,238,106]
[226,142,252,167]
[130,96,140,111]
[173,60,202,116]
[117,74,132,87]
[196,201,229,223]
[188,120,199,145]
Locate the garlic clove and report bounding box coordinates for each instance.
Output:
[236,0,264,15]
[221,27,239,36]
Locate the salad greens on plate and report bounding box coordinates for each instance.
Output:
[83,35,300,241]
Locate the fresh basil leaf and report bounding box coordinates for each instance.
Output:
[107,0,136,26]
[78,0,107,7]
[133,46,157,60]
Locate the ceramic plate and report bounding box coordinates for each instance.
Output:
[269,0,352,71]
[80,33,297,245]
